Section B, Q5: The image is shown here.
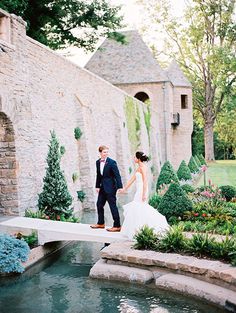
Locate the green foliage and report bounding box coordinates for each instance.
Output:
[219,185,236,202]
[72,172,79,183]
[25,209,80,223]
[181,184,195,194]
[134,226,236,265]
[194,155,201,167]
[157,225,186,253]
[15,232,38,249]
[74,127,83,140]
[198,154,206,165]
[143,103,151,142]
[124,96,141,154]
[1,0,125,51]
[128,166,132,174]
[158,183,193,220]
[156,161,179,190]
[188,156,199,173]
[77,190,86,203]
[149,193,162,209]
[177,160,192,181]
[38,131,73,219]
[191,123,205,157]
[133,225,158,250]
[0,234,30,273]
[60,145,66,156]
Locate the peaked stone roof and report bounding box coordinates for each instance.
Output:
[85,30,168,84]
[166,60,191,87]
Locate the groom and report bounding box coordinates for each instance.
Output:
[90,145,123,232]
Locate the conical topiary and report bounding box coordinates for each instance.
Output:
[198,154,207,165]
[188,156,199,173]
[38,130,73,219]
[194,155,201,167]
[158,183,193,221]
[156,161,179,191]
[177,160,192,181]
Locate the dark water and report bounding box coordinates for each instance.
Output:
[0,209,225,313]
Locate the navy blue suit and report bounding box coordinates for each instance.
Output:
[96,157,123,227]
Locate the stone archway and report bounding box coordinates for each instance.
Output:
[0,112,18,215]
[134,91,150,103]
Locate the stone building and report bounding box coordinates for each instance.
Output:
[0,10,192,216]
[85,31,193,168]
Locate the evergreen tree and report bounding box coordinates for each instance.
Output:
[38,131,73,219]
[177,160,192,181]
[158,183,193,221]
[198,154,207,165]
[194,155,201,167]
[188,156,199,174]
[156,161,179,191]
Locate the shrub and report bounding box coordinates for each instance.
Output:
[0,234,30,273]
[181,184,195,194]
[198,154,207,165]
[74,127,82,140]
[38,130,73,219]
[158,183,193,220]
[149,193,162,209]
[177,160,192,181]
[60,145,66,156]
[194,155,201,167]
[157,225,186,253]
[156,161,179,191]
[219,185,236,202]
[15,232,38,249]
[188,156,199,173]
[134,225,158,250]
[77,190,86,202]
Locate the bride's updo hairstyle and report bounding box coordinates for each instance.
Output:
[135,151,150,162]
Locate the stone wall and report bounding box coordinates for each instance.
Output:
[0,11,156,215]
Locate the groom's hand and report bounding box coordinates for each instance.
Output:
[96,188,100,193]
[117,188,123,194]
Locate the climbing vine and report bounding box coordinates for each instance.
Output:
[124,96,141,154]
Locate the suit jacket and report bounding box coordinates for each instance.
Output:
[95,157,123,194]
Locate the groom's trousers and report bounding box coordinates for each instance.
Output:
[96,188,120,227]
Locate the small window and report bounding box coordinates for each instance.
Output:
[181,95,188,109]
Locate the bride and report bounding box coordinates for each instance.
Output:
[120,151,169,240]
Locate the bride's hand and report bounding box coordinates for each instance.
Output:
[117,188,124,194]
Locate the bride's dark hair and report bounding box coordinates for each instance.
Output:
[135,151,149,162]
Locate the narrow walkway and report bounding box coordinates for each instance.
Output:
[0,216,127,245]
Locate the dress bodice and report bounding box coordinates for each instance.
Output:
[134,172,148,202]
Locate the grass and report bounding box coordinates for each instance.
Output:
[197,160,236,187]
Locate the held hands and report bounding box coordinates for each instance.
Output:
[117,188,126,194]
[96,188,100,193]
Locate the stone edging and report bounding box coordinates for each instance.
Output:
[23,241,70,270]
[90,241,236,312]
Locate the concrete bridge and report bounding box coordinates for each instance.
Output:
[0,217,127,245]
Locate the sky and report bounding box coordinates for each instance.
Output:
[61,0,186,67]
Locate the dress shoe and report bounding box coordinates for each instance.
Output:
[106,227,121,232]
[90,224,105,229]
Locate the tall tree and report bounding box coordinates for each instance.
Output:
[139,0,236,160]
[0,0,125,51]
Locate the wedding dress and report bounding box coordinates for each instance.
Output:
[121,172,169,240]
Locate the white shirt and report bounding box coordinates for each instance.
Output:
[100,158,107,175]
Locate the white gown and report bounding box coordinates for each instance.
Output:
[121,172,169,240]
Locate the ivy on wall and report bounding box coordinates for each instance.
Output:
[143,100,151,143]
[124,96,141,154]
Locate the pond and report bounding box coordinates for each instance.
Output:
[0,209,225,313]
